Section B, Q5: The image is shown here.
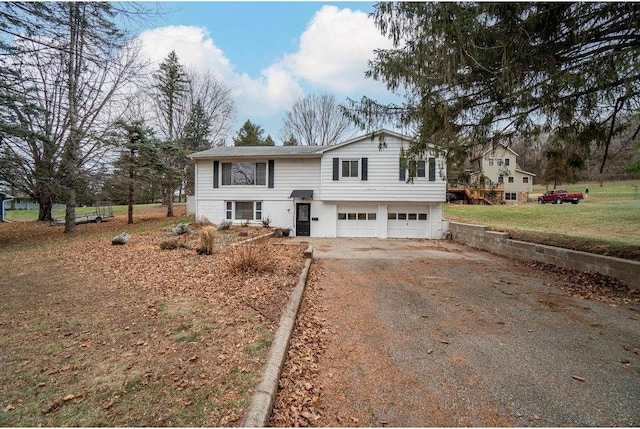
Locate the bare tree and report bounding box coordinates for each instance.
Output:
[280,93,355,146]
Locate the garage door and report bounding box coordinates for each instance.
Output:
[387,208,429,238]
[337,206,378,237]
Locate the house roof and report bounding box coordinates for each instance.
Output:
[515,168,536,177]
[188,129,417,159]
[471,143,519,161]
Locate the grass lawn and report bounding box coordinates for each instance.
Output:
[0,205,306,426]
[5,203,176,222]
[444,180,640,260]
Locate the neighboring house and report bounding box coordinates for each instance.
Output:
[470,145,536,204]
[0,192,13,222]
[9,193,39,210]
[189,130,447,239]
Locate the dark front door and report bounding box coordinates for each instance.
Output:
[296,203,311,237]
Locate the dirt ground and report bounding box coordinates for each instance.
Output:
[0,207,306,426]
[271,239,640,427]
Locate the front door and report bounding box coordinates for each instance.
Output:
[296,203,311,237]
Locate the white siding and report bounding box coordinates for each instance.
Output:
[320,135,446,202]
[195,157,321,227]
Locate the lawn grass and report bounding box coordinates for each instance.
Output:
[5,203,184,222]
[444,179,640,260]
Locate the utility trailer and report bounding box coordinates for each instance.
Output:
[50,201,114,226]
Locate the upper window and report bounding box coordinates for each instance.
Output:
[416,160,426,177]
[508,177,514,183]
[488,158,494,166]
[498,176,504,184]
[221,162,266,186]
[504,158,510,166]
[341,159,359,178]
[523,177,529,184]
[497,159,503,166]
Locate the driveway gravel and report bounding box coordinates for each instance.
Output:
[293,238,640,426]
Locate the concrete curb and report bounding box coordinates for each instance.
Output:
[242,245,313,427]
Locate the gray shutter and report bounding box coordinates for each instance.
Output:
[361,158,368,181]
[399,159,406,181]
[428,157,436,181]
[268,160,275,188]
[333,158,339,181]
[213,161,219,188]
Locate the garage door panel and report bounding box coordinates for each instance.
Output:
[337,206,378,237]
[388,206,429,238]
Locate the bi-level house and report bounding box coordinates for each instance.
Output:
[469,144,536,204]
[189,130,447,238]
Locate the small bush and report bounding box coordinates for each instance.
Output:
[112,232,130,245]
[217,220,232,231]
[229,242,274,275]
[198,226,217,255]
[159,238,180,250]
[261,217,271,228]
[173,222,191,235]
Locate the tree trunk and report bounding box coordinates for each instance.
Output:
[127,167,134,224]
[166,186,174,217]
[37,197,53,222]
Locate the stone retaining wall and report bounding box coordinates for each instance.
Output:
[448,222,640,289]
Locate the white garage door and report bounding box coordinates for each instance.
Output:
[387,207,429,238]
[337,206,378,237]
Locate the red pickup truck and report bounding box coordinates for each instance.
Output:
[537,189,584,204]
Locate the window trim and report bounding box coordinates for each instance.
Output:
[225,201,263,221]
[221,162,268,186]
[341,159,360,179]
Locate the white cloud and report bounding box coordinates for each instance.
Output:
[281,5,394,94]
[136,25,303,124]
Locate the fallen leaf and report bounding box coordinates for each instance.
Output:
[571,375,585,382]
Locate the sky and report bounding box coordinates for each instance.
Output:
[134,1,399,144]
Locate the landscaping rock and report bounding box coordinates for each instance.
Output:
[112,232,130,245]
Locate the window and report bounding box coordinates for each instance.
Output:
[398,213,407,220]
[418,213,428,220]
[408,213,417,220]
[497,159,503,166]
[388,213,397,220]
[508,177,514,183]
[255,201,262,220]
[368,213,377,220]
[358,213,367,220]
[338,213,347,220]
[504,158,510,166]
[221,162,267,186]
[225,201,263,220]
[347,213,356,220]
[341,159,359,178]
[498,176,504,184]
[226,202,232,219]
[505,193,517,201]
[488,158,494,166]
[416,160,426,177]
[523,177,529,184]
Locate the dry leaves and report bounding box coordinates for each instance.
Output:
[270,263,328,427]
[526,261,640,304]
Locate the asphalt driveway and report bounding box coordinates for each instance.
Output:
[295,238,640,426]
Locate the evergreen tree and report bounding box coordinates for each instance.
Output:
[344,2,640,176]
[152,51,189,217]
[282,134,299,146]
[233,120,267,146]
[263,135,275,146]
[182,99,211,196]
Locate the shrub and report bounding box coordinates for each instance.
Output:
[159,238,180,250]
[261,217,271,228]
[173,222,191,235]
[198,226,217,255]
[229,242,274,275]
[217,220,232,231]
[112,232,130,245]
